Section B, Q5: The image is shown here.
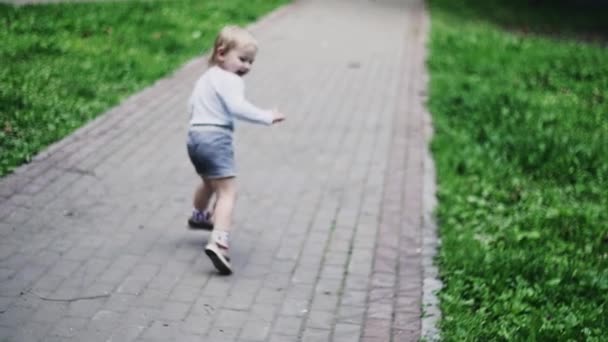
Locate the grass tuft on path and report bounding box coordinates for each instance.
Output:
[0,0,288,177]
[428,0,608,340]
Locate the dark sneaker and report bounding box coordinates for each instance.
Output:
[188,210,213,230]
[205,235,232,275]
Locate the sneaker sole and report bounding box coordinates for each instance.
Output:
[205,245,232,275]
[187,219,213,230]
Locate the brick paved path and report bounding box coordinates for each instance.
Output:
[0,0,435,341]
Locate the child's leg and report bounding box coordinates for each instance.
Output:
[205,176,236,275]
[193,178,214,212]
[188,178,215,230]
[208,177,236,232]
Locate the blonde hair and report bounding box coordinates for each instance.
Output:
[208,25,258,66]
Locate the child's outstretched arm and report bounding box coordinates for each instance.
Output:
[219,73,278,125]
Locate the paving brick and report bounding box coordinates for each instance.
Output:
[239,319,272,341]
[223,292,255,311]
[134,288,170,309]
[393,327,421,342]
[191,296,222,316]
[8,321,52,342]
[291,266,319,285]
[284,283,315,301]
[1,206,29,225]
[67,298,104,318]
[106,323,147,342]
[279,299,309,318]
[160,301,191,321]
[249,303,278,323]
[117,277,152,296]
[268,334,297,342]
[201,278,233,298]
[49,316,88,338]
[181,313,212,335]
[214,309,249,328]
[62,246,99,262]
[0,326,12,341]
[272,315,303,336]
[47,259,81,278]
[0,305,36,327]
[323,251,349,267]
[0,297,14,313]
[334,323,364,342]
[123,307,163,326]
[139,320,179,341]
[262,273,291,291]
[340,289,367,308]
[85,309,121,334]
[207,326,240,342]
[33,250,62,267]
[231,278,265,294]
[302,328,331,342]
[310,294,340,312]
[168,285,201,303]
[71,327,112,342]
[0,222,14,237]
[103,293,137,313]
[305,310,335,330]
[255,287,285,305]
[362,318,391,339]
[336,305,366,326]
[319,264,346,280]
[31,301,69,324]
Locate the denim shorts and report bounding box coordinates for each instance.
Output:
[187,127,236,179]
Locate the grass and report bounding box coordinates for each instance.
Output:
[428,0,608,340]
[0,0,289,177]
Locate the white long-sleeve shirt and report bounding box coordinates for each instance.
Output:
[188,66,273,131]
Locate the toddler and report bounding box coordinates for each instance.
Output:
[186,25,285,275]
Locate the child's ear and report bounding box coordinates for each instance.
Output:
[216,46,227,62]
[217,45,227,56]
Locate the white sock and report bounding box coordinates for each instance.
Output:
[212,230,230,248]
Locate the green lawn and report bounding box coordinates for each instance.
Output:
[0,0,288,177]
[428,0,608,340]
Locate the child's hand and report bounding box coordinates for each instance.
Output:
[271,110,286,124]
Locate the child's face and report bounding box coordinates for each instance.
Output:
[218,44,257,77]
